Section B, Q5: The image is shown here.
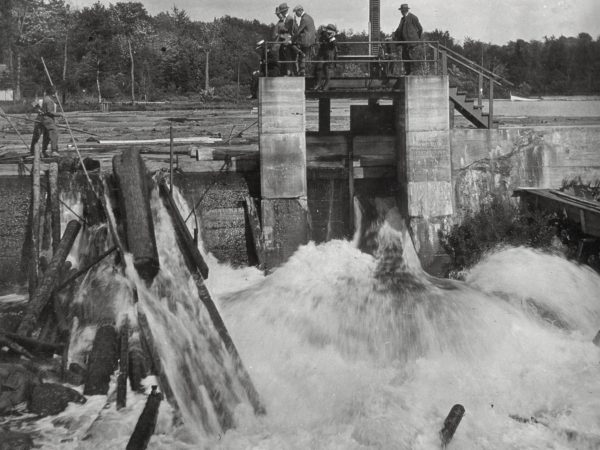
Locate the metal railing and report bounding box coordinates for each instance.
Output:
[259,39,512,127]
[427,43,514,128]
[261,40,442,78]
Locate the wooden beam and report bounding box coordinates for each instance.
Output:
[244,196,265,269]
[117,317,129,410]
[126,386,163,450]
[18,220,81,337]
[318,98,331,134]
[158,179,208,279]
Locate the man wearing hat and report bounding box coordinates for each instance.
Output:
[313,24,338,90]
[392,3,423,75]
[291,5,316,76]
[277,3,296,75]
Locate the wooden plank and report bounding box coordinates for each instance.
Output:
[244,196,265,268]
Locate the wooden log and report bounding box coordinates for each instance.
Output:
[440,404,465,448]
[54,246,117,293]
[117,317,129,410]
[17,220,81,337]
[128,331,148,392]
[0,331,63,355]
[0,333,35,359]
[112,149,160,282]
[83,324,118,396]
[158,179,208,279]
[48,162,60,252]
[126,385,163,450]
[29,143,41,297]
[243,196,265,269]
[593,329,600,347]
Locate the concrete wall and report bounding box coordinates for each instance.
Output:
[451,126,600,216]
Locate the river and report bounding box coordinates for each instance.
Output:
[12,189,599,449]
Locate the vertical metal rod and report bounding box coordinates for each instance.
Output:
[488,78,494,128]
[169,125,173,193]
[347,136,354,235]
[264,44,269,78]
[478,73,483,108]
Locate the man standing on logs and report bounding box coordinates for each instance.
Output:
[393,3,423,75]
[29,86,60,158]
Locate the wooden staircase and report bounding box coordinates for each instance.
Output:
[449,86,497,129]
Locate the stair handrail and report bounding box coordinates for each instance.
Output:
[431,43,514,88]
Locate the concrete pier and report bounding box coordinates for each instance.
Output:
[258,77,310,268]
[398,76,453,267]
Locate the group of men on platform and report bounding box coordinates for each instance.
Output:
[250,3,423,98]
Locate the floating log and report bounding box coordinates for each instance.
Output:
[83,324,118,396]
[126,385,163,450]
[440,404,465,448]
[157,179,208,279]
[112,149,160,282]
[117,318,129,410]
[593,330,600,347]
[244,196,265,269]
[17,220,81,337]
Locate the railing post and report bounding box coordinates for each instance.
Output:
[264,44,269,78]
[478,73,483,108]
[441,51,448,76]
[488,77,494,128]
[433,46,439,75]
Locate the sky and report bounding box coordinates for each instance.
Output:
[66,0,600,45]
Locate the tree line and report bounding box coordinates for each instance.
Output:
[0,1,599,104]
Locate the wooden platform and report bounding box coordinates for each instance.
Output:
[514,188,600,237]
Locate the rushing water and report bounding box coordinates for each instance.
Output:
[11,189,600,449]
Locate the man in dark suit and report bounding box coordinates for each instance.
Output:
[291,5,316,76]
[277,3,296,75]
[393,3,423,75]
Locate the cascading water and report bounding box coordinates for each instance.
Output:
[16,189,600,449]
